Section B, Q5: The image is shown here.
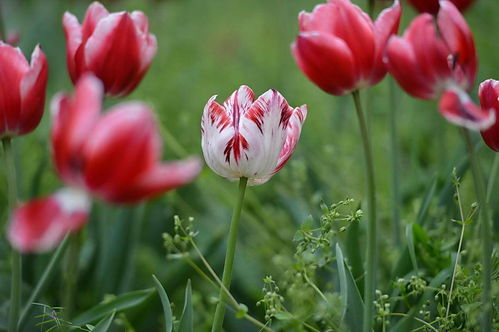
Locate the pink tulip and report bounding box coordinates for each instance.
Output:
[63,1,157,96]
[8,75,201,252]
[386,1,493,130]
[201,85,307,185]
[407,0,476,14]
[0,42,48,138]
[479,80,499,151]
[291,0,401,95]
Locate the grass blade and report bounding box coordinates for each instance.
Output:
[178,280,193,332]
[152,275,173,332]
[92,311,115,332]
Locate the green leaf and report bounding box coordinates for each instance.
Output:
[405,224,418,272]
[344,216,363,294]
[417,177,437,225]
[178,280,193,332]
[91,311,115,332]
[336,244,364,332]
[73,288,154,325]
[152,275,173,332]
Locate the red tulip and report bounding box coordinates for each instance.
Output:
[0,42,48,138]
[201,85,307,185]
[8,75,201,252]
[63,1,157,96]
[386,1,493,130]
[407,0,475,14]
[52,74,201,203]
[479,80,499,151]
[291,0,401,95]
[8,188,90,252]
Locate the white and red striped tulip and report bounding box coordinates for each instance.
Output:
[0,42,48,138]
[201,85,307,185]
[63,1,157,96]
[8,75,201,252]
[479,79,499,151]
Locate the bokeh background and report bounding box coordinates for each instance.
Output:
[0,0,498,331]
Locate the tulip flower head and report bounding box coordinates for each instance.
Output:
[201,86,307,185]
[8,75,201,252]
[292,0,401,96]
[407,0,475,14]
[386,0,494,130]
[63,1,157,96]
[478,79,499,151]
[0,42,48,138]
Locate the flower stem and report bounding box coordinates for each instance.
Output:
[461,129,492,331]
[63,232,82,321]
[211,177,248,332]
[3,138,21,332]
[389,79,402,248]
[18,236,69,330]
[352,91,377,332]
[486,153,499,203]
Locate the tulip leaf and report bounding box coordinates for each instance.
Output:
[336,243,364,332]
[178,280,193,332]
[91,311,115,332]
[405,224,419,272]
[73,288,154,326]
[152,275,173,332]
[416,177,437,225]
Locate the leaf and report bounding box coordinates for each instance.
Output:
[416,177,437,225]
[336,244,364,332]
[344,216,363,294]
[405,224,418,272]
[91,311,115,332]
[152,275,173,332]
[178,280,193,332]
[73,288,154,325]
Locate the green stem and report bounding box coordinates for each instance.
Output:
[63,232,81,321]
[461,130,492,331]
[0,0,5,41]
[352,91,377,332]
[18,236,69,330]
[3,138,21,332]
[211,177,248,332]
[486,153,499,203]
[389,79,402,247]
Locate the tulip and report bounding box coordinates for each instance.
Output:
[63,1,157,96]
[407,0,475,14]
[8,75,201,252]
[386,0,493,130]
[0,42,48,138]
[201,85,307,185]
[291,0,401,96]
[478,80,499,151]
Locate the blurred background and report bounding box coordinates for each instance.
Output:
[0,0,498,331]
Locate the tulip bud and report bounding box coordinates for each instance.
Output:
[0,42,48,138]
[479,80,499,151]
[63,1,157,96]
[201,85,307,185]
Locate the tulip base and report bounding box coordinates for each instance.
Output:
[211,177,248,332]
[351,91,377,332]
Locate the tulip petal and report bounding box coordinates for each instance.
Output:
[63,12,83,82]
[0,42,29,136]
[81,1,109,42]
[8,188,90,253]
[82,103,162,198]
[85,13,142,95]
[479,79,499,151]
[437,0,477,90]
[439,89,495,130]
[106,157,202,203]
[51,74,103,185]
[292,32,356,95]
[274,105,308,175]
[370,0,401,85]
[19,45,48,135]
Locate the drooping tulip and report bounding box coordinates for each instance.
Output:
[407,0,475,14]
[63,1,157,96]
[0,42,48,138]
[201,85,307,185]
[478,80,499,151]
[386,0,493,130]
[291,0,401,96]
[8,75,201,252]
